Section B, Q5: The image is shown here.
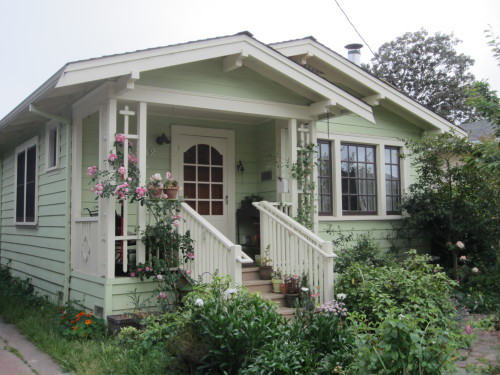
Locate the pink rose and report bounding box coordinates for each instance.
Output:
[145,267,150,272]
[186,270,192,275]
[187,251,195,260]
[130,272,136,277]
[117,166,127,175]
[108,153,117,162]
[115,133,126,144]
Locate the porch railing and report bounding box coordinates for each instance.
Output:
[178,202,253,285]
[253,201,336,303]
[72,218,104,277]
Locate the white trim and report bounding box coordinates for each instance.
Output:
[317,132,409,220]
[272,39,466,135]
[45,120,60,172]
[14,136,39,226]
[171,125,236,242]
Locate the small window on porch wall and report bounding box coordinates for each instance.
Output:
[183,144,224,215]
[15,137,38,224]
[385,146,401,214]
[317,140,333,215]
[341,143,377,214]
[45,122,59,171]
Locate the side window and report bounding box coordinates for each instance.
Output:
[15,137,38,224]
[385,146,401,214]
[45,122,59,171]
[317,140,333,215]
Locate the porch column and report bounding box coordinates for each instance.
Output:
[99,99,118,279]
[136,102,147,264]
[309,121,319,234]
[288,119,298,217]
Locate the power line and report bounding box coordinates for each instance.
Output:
[333,0,377,58]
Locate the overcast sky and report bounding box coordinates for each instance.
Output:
[1,0,499,120]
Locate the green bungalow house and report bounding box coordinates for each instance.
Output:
[0,32,464,318]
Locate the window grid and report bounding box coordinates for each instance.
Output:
[317,140,332,215]
[385,146,401,214]
[340,143,377,214]
[15,138,38,224]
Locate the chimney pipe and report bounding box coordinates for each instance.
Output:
[344,43,363,65]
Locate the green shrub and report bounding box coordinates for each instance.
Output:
[58,302,105,339]
[351,312,458,374]
[174,275,286,374]
[336,250,457,326]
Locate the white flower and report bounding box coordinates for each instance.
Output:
[224,288,238,296]
[194,298,204,306]
[398,314,405,320]
[336,293,347,300]
[456,241,465,249]
[301,287,309,292]
[156,274,163,280]
[153,173,162,181]
[459,256,467,261]
[472,267,479,273]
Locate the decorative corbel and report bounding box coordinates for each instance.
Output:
[362,93,385,106]
[116,71,140,95]
[222,51,249,72]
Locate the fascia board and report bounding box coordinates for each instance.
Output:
[272,39,466,136]
[56,34,374,123]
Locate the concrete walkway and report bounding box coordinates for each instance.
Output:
[455,329,499,374]
[0,317,68,375]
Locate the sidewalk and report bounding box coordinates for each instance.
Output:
[455,329,500,374]
[0,317,68,375]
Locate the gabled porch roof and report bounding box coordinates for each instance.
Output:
[271,37,467,135]
[0,32,376,150]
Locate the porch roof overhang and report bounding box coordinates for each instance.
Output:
[0,33,376,150]
[271,38,467,136]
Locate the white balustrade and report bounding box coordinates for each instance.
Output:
[178,202,252,285]
[253,201,336,303]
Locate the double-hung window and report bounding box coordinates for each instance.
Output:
[385,146,401,214]
[15,137,38,224]
[340,143,377,214]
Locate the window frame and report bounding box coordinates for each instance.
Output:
[317,140,333,216]
[384,146,402,215]
[15,136,39,226]
[45,121,60,172]
[316,133,407,221]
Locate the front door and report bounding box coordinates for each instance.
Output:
[172,126,235,240]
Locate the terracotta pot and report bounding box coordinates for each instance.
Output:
[149,188,164,198]
[259,265,273,280]
[280,283,287,294]
[271,278,282,293]
[107,314,139,335]
[164,187,179,199]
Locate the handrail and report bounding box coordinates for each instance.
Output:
[253,201,336,303]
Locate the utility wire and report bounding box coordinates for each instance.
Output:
[333,0,377,58]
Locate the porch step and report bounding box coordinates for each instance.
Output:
[243,279,273,294]
[242,267,260,281]
[277,306,297,321]
[258,292,287,307]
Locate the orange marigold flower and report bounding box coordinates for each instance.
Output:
[70,320,75,324]
[86,313,92,317]
[72,326,78,330]
[85,319,92,325]
[77,311,86,317]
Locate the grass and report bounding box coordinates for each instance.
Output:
[0,268,171,375]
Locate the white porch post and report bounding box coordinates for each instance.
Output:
[99,99,117,279]
[288,119,298,217]
[309,121,319,234]
[136,102,147,264]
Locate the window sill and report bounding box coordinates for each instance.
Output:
[318,215,404,222]
[15,221,38,227]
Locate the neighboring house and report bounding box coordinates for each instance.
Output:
[459,119,497,142]
[0,32,464,318]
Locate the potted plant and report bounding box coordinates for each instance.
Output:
[283,274,301,308]
[147,171,180,199]
[271,267,283,293]
[259,245,273,280]
[240,194,264,209]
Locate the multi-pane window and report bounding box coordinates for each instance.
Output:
[16,138,38,224]
[317,141,332,215]
[385,146,401,214]
[340,143,377,214]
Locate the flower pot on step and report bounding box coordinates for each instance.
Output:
[280,283,287,294]
[284,293,301,308]
[272,278,282,293]
[259,265,273,280]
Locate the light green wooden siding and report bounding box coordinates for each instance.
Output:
[81,113,100,216]
[0,124,69,302]
[138,58,312,106]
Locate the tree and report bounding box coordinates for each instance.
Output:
[364,29,477,124]
[397,132,499,280]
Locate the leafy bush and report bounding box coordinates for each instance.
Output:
[173,275,286,374]
[337,251,457,326]
[327,229,393,273]
[351,312,458,374]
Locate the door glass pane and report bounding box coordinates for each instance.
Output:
[212,167,222,182]
[212,184,223,199]
[211,147,223,165]
[198,184,210,199]
[212,201,223,215]
[184,166,196,181]
[198,144,209,164]
[198,166,209,181]
[184,146,196,164]
[198,201,210,215]
[186,201,196,210]
[184,183,196,199]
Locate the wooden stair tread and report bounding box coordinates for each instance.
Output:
[242,267,259,273]
[243,279,272,286]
